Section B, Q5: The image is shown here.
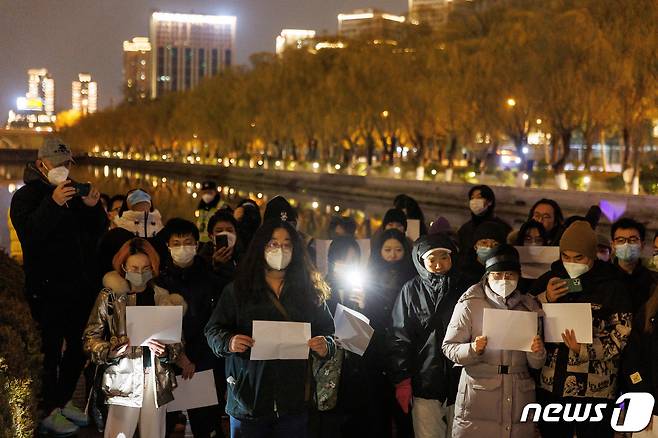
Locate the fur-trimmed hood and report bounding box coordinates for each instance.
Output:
[102,271,187,313]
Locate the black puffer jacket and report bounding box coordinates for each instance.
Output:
[157,256,224,371]
[388,233,475,403]
[10,163,107,302]
[621,302,658,415]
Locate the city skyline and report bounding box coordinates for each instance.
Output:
[0,0,405,117]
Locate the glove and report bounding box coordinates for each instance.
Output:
[395,378,413,414]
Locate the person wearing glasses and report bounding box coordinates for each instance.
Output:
[442,244,546,438]
[529,221,632,438]
[513,220,548,247]
[610,217,658,313]
[528,198,565,246]
[205,219,335,437]
[83,238,185,438]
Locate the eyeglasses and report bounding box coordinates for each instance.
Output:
[533,213,553,221]
[266,240,293,251]
[123,265,152,274]
[613,236,641,245]
[489,272,517,280]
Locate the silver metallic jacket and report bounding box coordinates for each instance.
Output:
[83,271,186,408]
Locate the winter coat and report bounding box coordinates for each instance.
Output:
[621,302,658,415]
[113,209,163,238]
[388,233,474,403]
[204,281,335,420]
[10,163,108,303]
[156,256,224,371]
[613,260,657,314]
[198,240,241,295]
[442,282,545,438]
[364,260,416,373]
[82,272,185,408]
[529,260,633,399]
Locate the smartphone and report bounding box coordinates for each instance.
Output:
[71,182,91,197]
[215,234,228,248]
[565,278,583,293]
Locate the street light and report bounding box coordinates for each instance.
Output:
[506,98,516,107]
[382,110,390,118]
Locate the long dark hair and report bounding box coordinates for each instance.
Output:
[528,199,564,228]
[394,194,427,235]
[234,220,329,304]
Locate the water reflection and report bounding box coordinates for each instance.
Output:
[0,162,485,252]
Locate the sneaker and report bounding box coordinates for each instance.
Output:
[39,408,79,436]
[61,401,90,427]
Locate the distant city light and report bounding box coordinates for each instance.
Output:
[151,12,236,26]
[338,12,375,21]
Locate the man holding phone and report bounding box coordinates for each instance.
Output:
[529,221,633,438]
[10,137,107,436]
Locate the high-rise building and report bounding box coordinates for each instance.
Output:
[408,0,453,30]
[26,68,55,115]
[149,12,237,98]
[337,9,406,41]
[6,68,56,130]
[275,29,316,55]
[72,73,98,115]
[123,37,152,102]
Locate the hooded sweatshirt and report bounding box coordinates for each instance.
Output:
[388,233,475,402]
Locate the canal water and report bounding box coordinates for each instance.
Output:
[0,161,524,254]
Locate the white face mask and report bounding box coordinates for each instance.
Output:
[169,245,196,267]
[563,261,591,279]
[215,231,237,249]
[265,248,292,271]
[488,278,518,298]
[46,165,69,185]
[201,193,215,204]
[469,198,487,216]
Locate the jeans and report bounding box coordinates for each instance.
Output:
[229,412,308,438]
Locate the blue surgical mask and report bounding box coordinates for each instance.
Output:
[477,247,495,261]
[125,270,153,288]
[615,243,641,262]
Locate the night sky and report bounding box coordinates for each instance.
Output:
[0,0,406,118]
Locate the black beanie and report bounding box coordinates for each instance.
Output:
[473,221,508,245]
[263,195,298,223]
[383,208,408,230]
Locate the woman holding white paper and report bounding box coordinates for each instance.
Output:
[442,244,546,438]
[83,238,185,438]
[205,219,335,438]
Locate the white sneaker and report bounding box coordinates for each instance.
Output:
[61,400,89,427]
[39,408,79,436]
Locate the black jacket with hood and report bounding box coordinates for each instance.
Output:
[10,162,107,305]
[388,233,476,403]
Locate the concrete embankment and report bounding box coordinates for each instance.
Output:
[80,156,658,230]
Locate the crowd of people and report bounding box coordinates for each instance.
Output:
[9,138,658,438]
